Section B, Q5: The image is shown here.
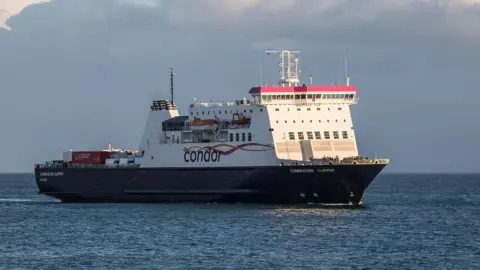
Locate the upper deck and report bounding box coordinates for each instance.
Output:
[189,86,358,110]
[248,85,357,94]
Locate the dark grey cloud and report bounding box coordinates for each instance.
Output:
[0,0,479,172]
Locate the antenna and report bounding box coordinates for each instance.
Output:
[344,45,351,86]
[265,50,301,87]
[169,68,174,103]
[260,61,263,86]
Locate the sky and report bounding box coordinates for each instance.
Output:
[0,0,479,173]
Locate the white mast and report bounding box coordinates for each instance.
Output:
[344,45,351,86]
[265,50,301,87]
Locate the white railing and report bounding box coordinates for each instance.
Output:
[190,99,260,108]
[188,96,358,108]
[35,163,141,169]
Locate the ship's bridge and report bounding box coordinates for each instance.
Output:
[248,85,359,105]
[187,84,359,111]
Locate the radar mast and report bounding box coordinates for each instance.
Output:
[265,50,301,87]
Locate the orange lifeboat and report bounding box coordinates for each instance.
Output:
[231,113,250,125]
[191,117,219,131]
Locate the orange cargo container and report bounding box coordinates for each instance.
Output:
[72,151,109,164]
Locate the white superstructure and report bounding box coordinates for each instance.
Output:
[136,50,371,168]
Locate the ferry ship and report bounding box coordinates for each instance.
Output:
[34,50,389,205]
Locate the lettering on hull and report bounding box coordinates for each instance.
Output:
[317,168,335,173]
[39,172,64,177]
[289,168,336,173]
[184,150,221,163]
[290,169,314,173]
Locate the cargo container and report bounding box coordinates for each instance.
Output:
[72,151,109,164]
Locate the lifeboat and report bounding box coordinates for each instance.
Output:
[191,117,219,131]
[231,113,250,126]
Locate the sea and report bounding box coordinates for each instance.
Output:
[0,173,479,270]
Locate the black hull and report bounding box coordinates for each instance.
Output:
[34,164,386,205]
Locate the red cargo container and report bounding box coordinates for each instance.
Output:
[72,151,109,164]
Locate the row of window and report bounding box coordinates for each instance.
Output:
[191,109,260,116]
[288,131,349,140]
[263,93,355,101]
[276,119,347,123]
[229,132,253,142]
[190,105,344,116]
[275,107,342,112]
[227,131,349,142]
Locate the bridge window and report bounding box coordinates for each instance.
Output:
[316,94,322,99]
[229,133,233,142]
[307,132,313,140]
[242,133,246,142]
[298,132,304,140]
[315,132,321,139]
[295,95,300,100]
[307,94,313,99]
[324,131,331,140]
[333,131,339,139]
[342,131,348,139]
[289,132,295,140]
[307,108,311,111]
[297,108,301,111]
[300,94,306,99]
[338,107,342,110]
[236,133,239,142]
[248,133,252,141]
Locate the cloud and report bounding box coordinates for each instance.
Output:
[0,0,53,30]
[3,0,479,44]
[118,0,162,8]
[1,0,480,173]
[160,0,480,45]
